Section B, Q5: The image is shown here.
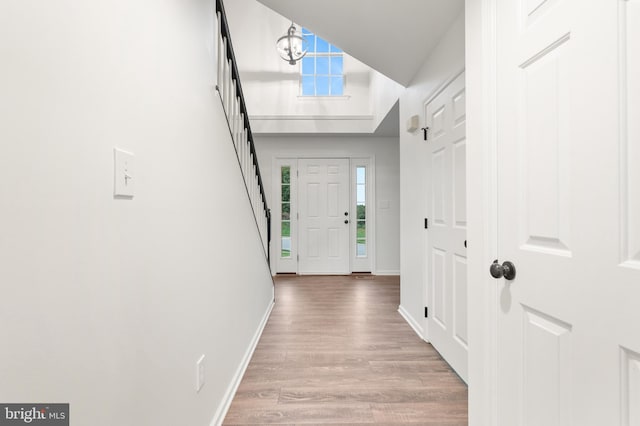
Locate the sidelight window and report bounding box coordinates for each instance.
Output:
[356,166,366,257]
[281,166,291,258]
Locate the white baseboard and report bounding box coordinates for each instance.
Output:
[210,299,275,426]
[398,305,424,339]
[375,270,400,276]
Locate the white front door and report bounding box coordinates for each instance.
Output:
[494,0,640,424]
[298,158,350,274]
[425,71,468,382]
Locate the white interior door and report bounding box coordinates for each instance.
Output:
[494,0,640,424]
[425,72,468,382]
[298,158,350,274]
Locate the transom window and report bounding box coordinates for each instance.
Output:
[301,29,344,96]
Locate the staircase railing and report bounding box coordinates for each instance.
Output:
[215,0,271,263]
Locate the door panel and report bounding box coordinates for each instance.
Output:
[522,307,572,426]
[453,254,468,347]
[426,71,468,382]
[621,347,640,425]
[494,0,640,424]
[298,158,350,274]
[520,35,572,256]
[496,1,577,422]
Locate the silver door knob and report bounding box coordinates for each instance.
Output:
[490,259,516,280]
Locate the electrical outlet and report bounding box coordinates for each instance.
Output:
[196,355,205,392]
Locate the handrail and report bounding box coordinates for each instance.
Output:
[215,0,271,264]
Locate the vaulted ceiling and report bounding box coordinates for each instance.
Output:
[257,0,464,86]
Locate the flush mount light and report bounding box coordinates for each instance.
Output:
[276,23,308,65]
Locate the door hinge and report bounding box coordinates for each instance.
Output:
[297,254,299,261]
[425,307,428,318]
[297,212,299,220]
[421,126,429,141]
[296,170,299,177]
[424,218,428,229]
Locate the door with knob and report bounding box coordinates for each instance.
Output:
[425,71,468,382]
[298,158,350,274]
[490,0,640,424]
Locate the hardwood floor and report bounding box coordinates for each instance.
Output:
[223,275,468,425]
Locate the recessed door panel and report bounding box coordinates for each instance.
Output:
[327,183,339,217]
[622,347,640,426]
[523,307,572,426]
[453,139,467,228]
[328,228,339,258]
[432,247,447,328]
[453,254,468,347]
[520,37,571,257]
[452,89,466,127]
[432,148,446,226]
[432,106,446,139]
[307,228,320,258]
[307,183,319,218]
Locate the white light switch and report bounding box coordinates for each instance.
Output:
[196,355,206,392]
[114,148,135,197]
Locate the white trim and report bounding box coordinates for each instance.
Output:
[209,299,275,426]
[466,0,499,424]
[295,96,352,101]
[274,155,377,275]
[422,68,466,110]
[397,305,424,340]
[374,270,400,276]
[251,115,372,121]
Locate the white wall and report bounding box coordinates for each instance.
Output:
[398,13,466,334]
[224,0,401,134]
[370,70,405,131]
[255,135,400,274]
[0,1,273,425]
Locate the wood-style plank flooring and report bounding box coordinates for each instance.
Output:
[223,275,468,425]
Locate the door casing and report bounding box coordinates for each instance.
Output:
[271,156,376,275]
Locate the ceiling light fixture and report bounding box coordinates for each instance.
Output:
[276,23,308,65]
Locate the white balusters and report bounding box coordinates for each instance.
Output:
[216,9,270,260]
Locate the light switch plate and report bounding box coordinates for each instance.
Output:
[114,148,134,197]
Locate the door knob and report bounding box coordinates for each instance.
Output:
[344,212,349,216]
[489,259,516,280]
[344,219,349,224]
